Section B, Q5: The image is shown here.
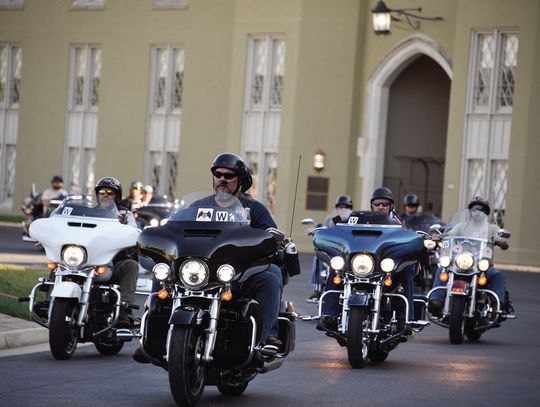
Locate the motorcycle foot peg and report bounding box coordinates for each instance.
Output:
[409,320,430,329]
[115,328,141,341]
[256,345,279,357]
[298,315,319,321]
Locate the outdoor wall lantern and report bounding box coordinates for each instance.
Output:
[313,150,325,172]
[371,0,443,35]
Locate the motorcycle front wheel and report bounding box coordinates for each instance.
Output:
[49,298,79,360]
[449,296,466,344]
[95,341,124,355]
[168,325,206,407]
[217,379,249,396]
[346,307,368,369]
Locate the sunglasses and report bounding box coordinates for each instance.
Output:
[470,207,486,213]
[213,171,238,180]
[372,201,391,207]
[98,189,116,196]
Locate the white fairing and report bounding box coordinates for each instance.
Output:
[29,216,139,265]
[50,281,83,299]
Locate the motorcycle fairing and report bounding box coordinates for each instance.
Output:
[30,216,139,265]
[138,221,277,278]
[313,225,424,267]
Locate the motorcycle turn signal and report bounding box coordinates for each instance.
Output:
[440,271,449,282]
[157,289,169,300]
[221,290,233,301]
[383,277,393,287]
[478,274,488,286]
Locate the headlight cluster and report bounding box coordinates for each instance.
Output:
[424,239,437,250]
[455,252,474,270]
[217,264,235,283]
[439,256,451,268]
[179,259,209,289]
[62,245,86,267]
[331,254,395,276]
[478,259,490,272]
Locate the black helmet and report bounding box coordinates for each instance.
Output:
[335,195,353,208]
[129,181,143,191]
[95,177,122,202]
[210,152,253,193]
[51,175,63,183]
[370,187,394,204]
[403,193,419,207]
[468,196,490,215]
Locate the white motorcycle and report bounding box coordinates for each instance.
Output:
[25,196,141,359]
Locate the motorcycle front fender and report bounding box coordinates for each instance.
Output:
[348,290,371,307]
[450,280,470,295]
[169,307,200,325]
[50,281,82,300]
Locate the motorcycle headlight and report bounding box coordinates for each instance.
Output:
[351,254,374,277]
[380,258,395,272]
[424,239,436,250]
[153,263,171,281]
[160,218,168,226]
[455,252,474,270]
[217,264,235,283]
[179,259,209,289]
[149,218,159,227]
[439,256,451,268]
[478,259,490,272]
[330,256,345,271]
[62,245,86,267]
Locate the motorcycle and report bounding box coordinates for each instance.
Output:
[135,195,173,229]
[22,196,141,359]
[21,183,65,243]
[404,213,445,292]
[302,211,429,368]
[427,209,516,344]
[136,192,296,406]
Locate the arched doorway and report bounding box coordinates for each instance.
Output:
[359,34,452,212]
[384,55,450,216]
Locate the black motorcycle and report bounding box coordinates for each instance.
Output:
[135,195,173,229]
[136,192,296,406]
[304,211,429,368]
[21,183,65,243]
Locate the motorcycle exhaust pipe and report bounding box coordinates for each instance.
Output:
[115,328,142,341]
[260,357,284,374]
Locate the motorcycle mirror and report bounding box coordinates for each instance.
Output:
[301,218,315,225]
[498,229,511,239]
[429,224,443,233]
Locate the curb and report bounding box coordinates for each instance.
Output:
[0,221,21,228]
[0,326,48,350]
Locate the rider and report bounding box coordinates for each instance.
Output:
[400,193,420,225]
[140,185,154,207]
[428,196,512,317]
[120,180,144,212]
[306,195,353,302]
[196,153,292,351]
[95,177,139,327]
[318,187,415,332]
[41,175,67,214]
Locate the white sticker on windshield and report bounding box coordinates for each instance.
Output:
[215,211,235,222]
[62,207,73,215]
[196,208,214,221]
[348,217,358,224]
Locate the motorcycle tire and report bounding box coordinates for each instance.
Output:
[49,298,79,360]
[367,348,389,363]
[346,307,368,369]
[465,319,482,342]
[168,325,206,407]
[217,380,249,396]
[449,296,466,345]
[95,341,124,355]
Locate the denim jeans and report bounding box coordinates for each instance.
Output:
[431,266,506,302]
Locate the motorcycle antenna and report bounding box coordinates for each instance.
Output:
[289,155,302,238]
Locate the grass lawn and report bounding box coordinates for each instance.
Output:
[0,214,25,223]
[0,265,50,320]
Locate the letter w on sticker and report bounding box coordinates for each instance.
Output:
[216,211,234,222]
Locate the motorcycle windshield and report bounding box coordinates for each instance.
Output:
[138,192,275,273]
[440,209,491,260]
[404,213,443,232]
[314,211,422,260]
[169,191,250,224]
[50,196,119,220]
